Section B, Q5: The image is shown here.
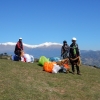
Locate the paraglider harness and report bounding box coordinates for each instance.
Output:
[69,44,81,66]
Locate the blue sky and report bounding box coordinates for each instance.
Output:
[0,0,100,50]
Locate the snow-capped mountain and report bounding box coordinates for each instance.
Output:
[0,42,62,58]
[0,42,100,67]
[0,42,62,48]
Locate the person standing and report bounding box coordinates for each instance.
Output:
[14,38,23,61]
[61,40,70,59]
[69,37,81,75]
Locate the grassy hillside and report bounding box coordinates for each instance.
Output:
[0,59,100,100]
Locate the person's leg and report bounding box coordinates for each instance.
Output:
[76,65,81,75]
[17,50,21,61]
[72,64,75,74]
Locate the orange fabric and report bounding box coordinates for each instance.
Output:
[62,58,70,70]
[63,63,70,70]
[43,62,56,73]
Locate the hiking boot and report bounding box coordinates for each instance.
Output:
[77,72,81,75]
[72,72,75,75]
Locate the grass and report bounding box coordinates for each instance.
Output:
[0,59,100,100]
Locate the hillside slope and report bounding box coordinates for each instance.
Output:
[0,59,100,100]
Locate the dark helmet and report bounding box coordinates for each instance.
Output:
[63,40,67,44]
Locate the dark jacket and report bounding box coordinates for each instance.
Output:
[15,41,23,51]
[61,44,70,58]
[69,43,80,58]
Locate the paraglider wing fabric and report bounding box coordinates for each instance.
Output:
[30,55,34,62]
[52,64,61,73]
[69,56,81,66]
[49,57,60,62]
[43,62,56,73]
[21,57,25,62]
[63,64,70,70]
[39,56,50,66]
[23,54,31,62]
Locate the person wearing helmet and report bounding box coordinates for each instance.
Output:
[61,40,70,59]
[14,38,24,61]
[69,37,81,75]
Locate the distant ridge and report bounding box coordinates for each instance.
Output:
[0,42,100,68]
[0,42,62,48]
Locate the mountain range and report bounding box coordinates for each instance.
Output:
[0,42,100,68]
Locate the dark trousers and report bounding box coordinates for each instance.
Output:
[14,50,21,61]
[72,64,80,73]
[70,55,80,73]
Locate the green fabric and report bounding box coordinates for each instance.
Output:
[73,46,76,55]
[39,56,50,66]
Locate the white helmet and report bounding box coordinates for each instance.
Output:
[72,37,77,40]
[19,37,22,40]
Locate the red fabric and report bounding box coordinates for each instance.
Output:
[16,41,23,50]
[24,57,26,62]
